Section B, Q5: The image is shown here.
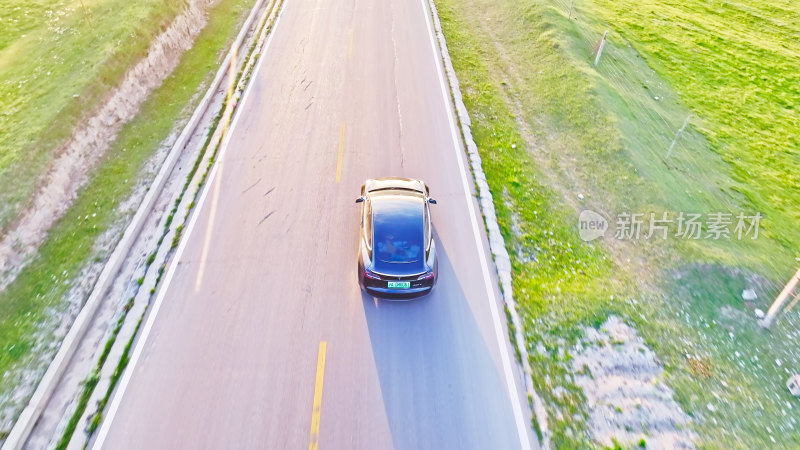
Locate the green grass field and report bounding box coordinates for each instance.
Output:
[0,0,183,227]
[592,0,800,251]
[0,0,256,435]
[434,0,800,446]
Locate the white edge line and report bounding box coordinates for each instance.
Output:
[91,4,287,448]
[417,0,533,448]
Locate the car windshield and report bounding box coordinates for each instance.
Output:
[372,196,424,264]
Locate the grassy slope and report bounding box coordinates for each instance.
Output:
[0,0,256,430]
[435,0,800,447]
[0,0,183,227]
[591,0,800,250]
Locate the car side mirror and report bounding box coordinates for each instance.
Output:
[355,196,365,203]
[428,198,437,204]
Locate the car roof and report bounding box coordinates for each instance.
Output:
[370,195,426,270]
[371,195,425,246]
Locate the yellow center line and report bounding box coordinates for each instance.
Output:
[335,122,346,183]
[347,28,354,59]
[195,46,238,292]
[194,161,223,292]
[309,341,328,450]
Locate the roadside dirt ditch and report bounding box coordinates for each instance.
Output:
[0,0,217,291]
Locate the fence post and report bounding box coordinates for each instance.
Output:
[666,114,691,158]
[594,30,608,67]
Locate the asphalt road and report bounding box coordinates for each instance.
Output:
[94,0,535,448]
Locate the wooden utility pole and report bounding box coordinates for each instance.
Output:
[594,31,609,67]
[759,267,800,329]
[568,0,574,19]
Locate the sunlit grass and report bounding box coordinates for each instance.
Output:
[0,0,183,226]
[591,0,800,251]
[435,0,800,446]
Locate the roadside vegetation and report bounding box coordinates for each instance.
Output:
[0,0,183,227]
[0,0,257,435]
[434,0,799,447]
[54,302,129,450]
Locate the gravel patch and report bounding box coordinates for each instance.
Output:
[572,316,696,449]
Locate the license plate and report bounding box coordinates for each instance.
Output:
[387,281,411,289]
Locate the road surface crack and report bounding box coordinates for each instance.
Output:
[242,177,262,194]
[258,210,276,225]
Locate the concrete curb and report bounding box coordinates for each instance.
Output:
[424,0,550,447]
[1,0,268,448]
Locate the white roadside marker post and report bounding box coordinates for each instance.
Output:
[594,30,609,67]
